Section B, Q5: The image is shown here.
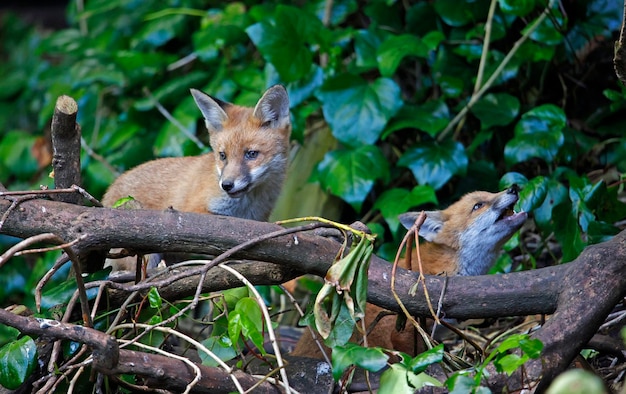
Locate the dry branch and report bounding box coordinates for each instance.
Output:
[50,95,82,205]
[0,195,625,390]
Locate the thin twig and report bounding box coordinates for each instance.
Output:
[438,0,556,141]
[117,338,203,394]
[142,87,207,150]
[0,233,62,268]
[279,284,332,365]
[219,263,292,393]
[390,211,435,349]
[113,324,246,394]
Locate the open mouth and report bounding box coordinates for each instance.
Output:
[497,202,518,221]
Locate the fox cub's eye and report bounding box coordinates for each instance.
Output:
[219,152,226,161]
[472,202,484,211]
[245,150,259,160]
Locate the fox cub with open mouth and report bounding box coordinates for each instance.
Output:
[292,186,527,358]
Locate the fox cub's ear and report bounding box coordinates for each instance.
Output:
[253,85,290,129]
[190,89,229,132]
[399,211,445,242]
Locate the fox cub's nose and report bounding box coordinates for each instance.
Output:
[507,184,520,195]
[221,181,234,192]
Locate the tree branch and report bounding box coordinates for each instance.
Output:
[50,95,82,205]
[0,195,625,390]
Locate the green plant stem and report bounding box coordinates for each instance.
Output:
[473,0,498,95]
[438,0,555,142]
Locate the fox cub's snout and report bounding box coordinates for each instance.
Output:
[399,186,527,276]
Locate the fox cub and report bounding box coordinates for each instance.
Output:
[102,86,291,270]
[398,185,527,276]
[292,186,527,357]
[103,85,291,219]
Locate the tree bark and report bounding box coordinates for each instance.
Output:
[0,195,625,391]
[50,95,82,205]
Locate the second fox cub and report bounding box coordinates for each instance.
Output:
[292,186,527,357]
[102,85,291,220]
[398,185,527,276]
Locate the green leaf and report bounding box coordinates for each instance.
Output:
[524,6,565,46]
[305,0,358,26]
[41,270,110,311]
[518,337,543,359]
[374,186,438,233]
[379,364,442,393]
[533,179,568,228]
[134,71,209,111]
[505,104,566,166]
[552,199,586,262]
[322,296,357,348]
[376,34,429,77]
[471,93,520,129]
[193,25,247,62]
[246,5,324,82]
[200,335,237,367]
[331,343,388,381]
[413,100,450,137]
[408,344,445,374]
[0,131,39,181]
[313,145,390,211]
[354,29,386,70]
[494,353,527,375]
[517,176,548,212]
[382,102,449,139]
[132,14,186,48]
[316,75,402,146]
[0,336,37,389]
[446,373,478,394]
[230,298,265,353]
[147,287,162,310]
[499,172,529,191]
[499,0,536,16]
[434,0,489,27]
[399,140,468,190]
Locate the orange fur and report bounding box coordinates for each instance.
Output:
[102,86,291,271]
[292,187,527,358]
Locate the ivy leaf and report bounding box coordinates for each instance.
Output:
[517,176,548,213]
[434,0,489,27]
[376,34,429,77]
[313,145,390,212]
[200,335,237,367]
[408,344,445,373]
[332,343,388,381]
[374,186,438,233]
[147,287,162,310]
[471,93,520,129]
[533,179,568,229]
[524,5,565,46]
[382,103,449,139]
[499,0,536,17]
[316,74,403,146]
[0,336,37,389]
[399,140,468,190]
[354,29,386,70]
[505,104,565,166]
[379,363,442,394]
[246,5,324,82]
[552,199,586,262]
[132,14,186,48]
